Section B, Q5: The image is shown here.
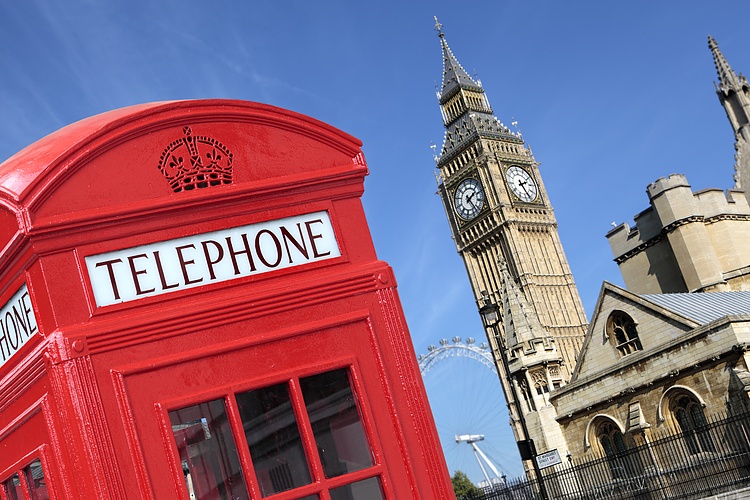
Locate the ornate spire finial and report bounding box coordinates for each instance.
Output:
[434,16,443,37]
[709,35,743,93]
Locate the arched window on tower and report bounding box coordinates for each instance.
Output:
[606,311,643,356]
[534,380,550,406]
[517,377,535,413]
[671,393,715,455]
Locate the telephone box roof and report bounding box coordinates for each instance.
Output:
[0,99,362,209]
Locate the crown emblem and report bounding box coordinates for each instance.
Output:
[158,126,233,192]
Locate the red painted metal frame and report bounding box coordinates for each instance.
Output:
[0,100,452,499]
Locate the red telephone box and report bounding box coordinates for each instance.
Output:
[0,100,452,499]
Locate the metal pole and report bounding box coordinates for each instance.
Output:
[491,321,548,500]
[480,294,548,499]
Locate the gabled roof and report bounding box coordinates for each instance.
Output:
[570,282,750,384]
[569,282,700,382]
[642,291,750,324]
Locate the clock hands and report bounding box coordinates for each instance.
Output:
[506,166,537,202]
[465,190,483,209]
[454,178,485,220]
[469,191,479,208]
[517,179,532,198]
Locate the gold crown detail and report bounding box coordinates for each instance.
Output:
[158,126,233,192]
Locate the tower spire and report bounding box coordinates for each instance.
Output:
[708,36,750,198]
[435,17,482,103]
[497,258,561,375]
[433,19,517,165]
[709,35,746,94]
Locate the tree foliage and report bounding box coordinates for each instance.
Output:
[451,470,480,499]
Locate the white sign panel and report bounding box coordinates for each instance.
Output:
[536,449,562,469]
[86,211,341,307]
[0,284,38,369]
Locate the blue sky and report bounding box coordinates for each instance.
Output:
[3,0,750,485]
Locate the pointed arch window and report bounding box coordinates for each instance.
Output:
[517,377,535,412]
[672,394,715,455]
[534,381,549,396]
[594,420,642,480]
[535,380,550,405]
[596,421,629,479]
[598,422,628,456]
[606,311,642,356]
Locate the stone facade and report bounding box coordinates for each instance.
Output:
[554,37,750,465]
[552,282,750,461]
[607,175,750,294]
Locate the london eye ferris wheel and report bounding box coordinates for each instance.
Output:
[417,337,525,486]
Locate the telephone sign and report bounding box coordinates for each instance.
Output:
[86,210,340,306]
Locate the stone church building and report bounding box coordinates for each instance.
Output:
[433,20,750,483]
[556,37,750,464]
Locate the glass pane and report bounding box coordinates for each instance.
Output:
[236,383,311,497]
[3,474,23,500]
[599,434,614,457]
[613,431,627,454]
[329,477,384,500]
[300,369,373,478]
[169,399,249,500]
[25,460,50,500]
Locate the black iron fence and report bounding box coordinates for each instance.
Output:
[464,409,750,500]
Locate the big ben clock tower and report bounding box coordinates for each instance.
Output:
[433,19,587,461]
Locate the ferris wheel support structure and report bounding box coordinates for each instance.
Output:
[455,434,505,488]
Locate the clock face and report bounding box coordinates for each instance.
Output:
[453,178,486,220]
[505,166,538,202]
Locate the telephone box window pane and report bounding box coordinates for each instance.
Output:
[236,383,311,496]
[329,477,384,500]
[169,399,249,500]
[3,474,22,500]
[300,369,373,478]
[25,460,49,500]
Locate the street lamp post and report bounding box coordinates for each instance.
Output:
[478,294,548,500]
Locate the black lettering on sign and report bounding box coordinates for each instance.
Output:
[0,285,39,367]
[85,211,341,306]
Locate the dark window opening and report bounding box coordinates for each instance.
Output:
[169,399,250,500]
[3,474,22,500]
[673,394,716,455]
[25,460,49,500]
[300,369,374,479]
[2,459,49,500]
[169,368,382,499]
[596,421,642,480]
[236,383,311,497]
[607,311,643,356]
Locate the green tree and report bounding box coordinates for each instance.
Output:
[451,470,480,499]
